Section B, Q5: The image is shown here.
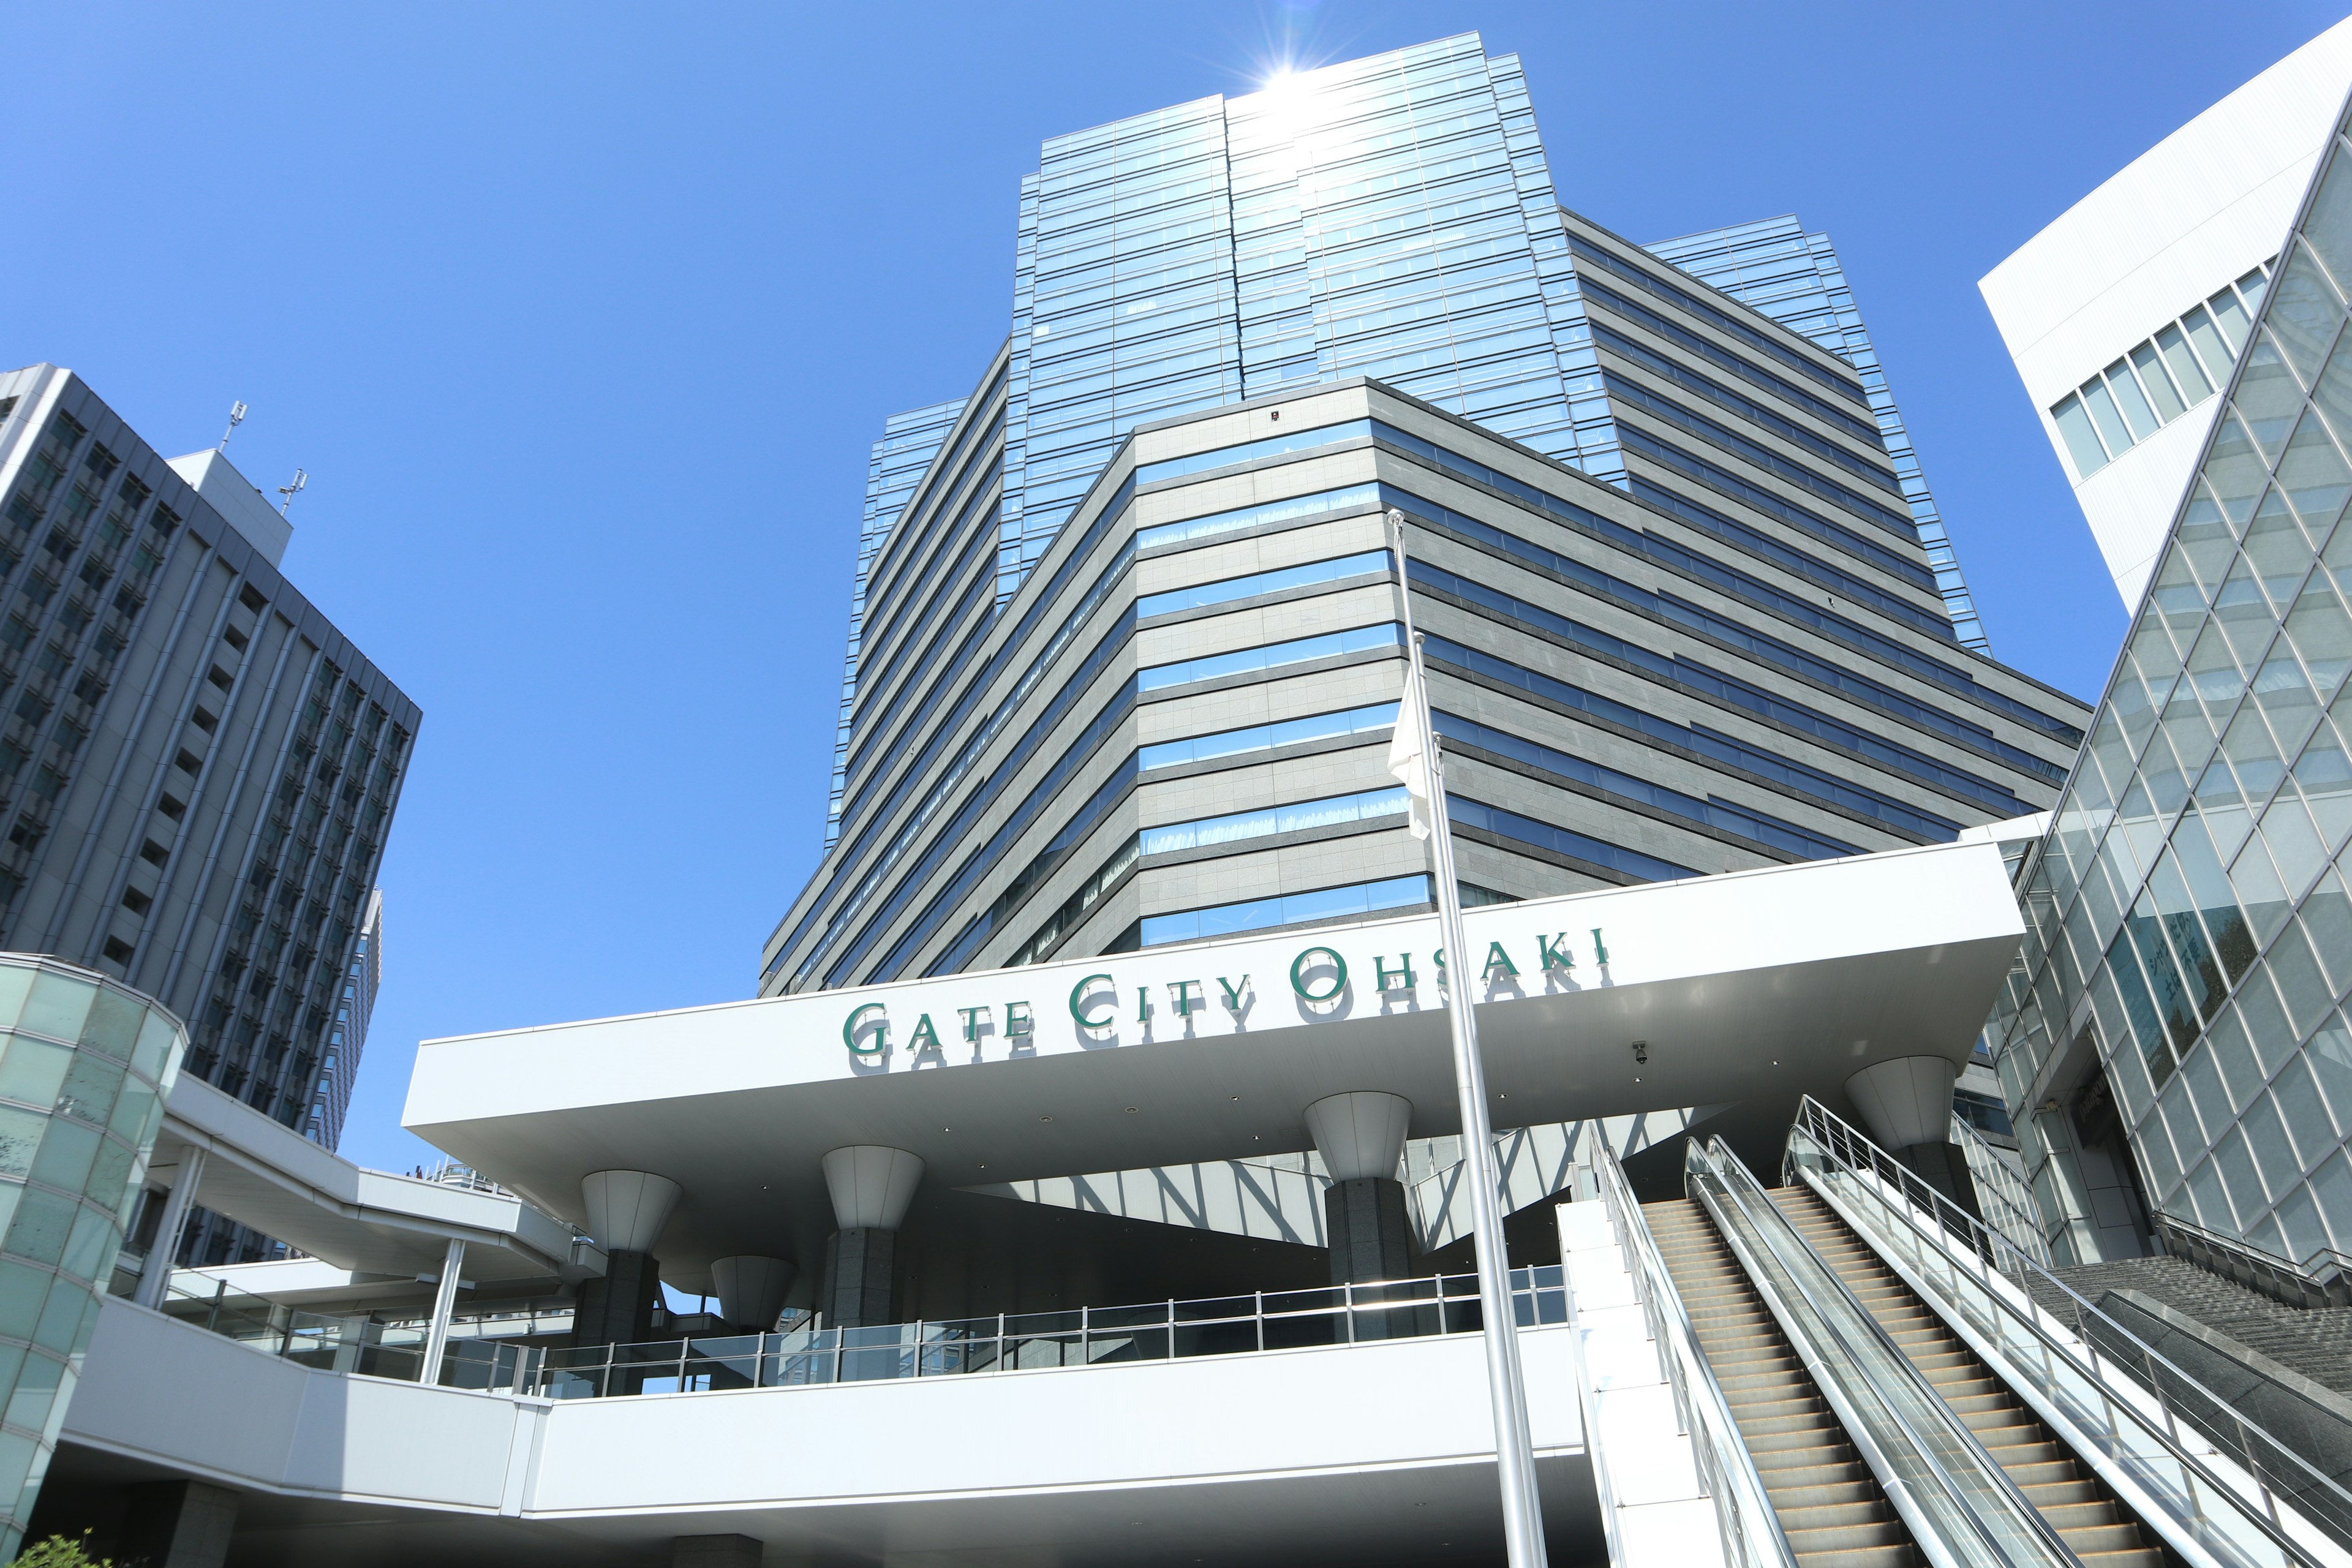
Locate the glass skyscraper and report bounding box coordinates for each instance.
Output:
[826,399,966,848]
[1649,216,1989,652]
[994,36,1626,602]
[771,33,2089,1000]
[1991,97,2352,1270]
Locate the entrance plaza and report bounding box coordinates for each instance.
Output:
[18,832,2036,1566]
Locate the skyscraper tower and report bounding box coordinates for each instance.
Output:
[1648,216,1989,652]
[767,32,2089,999]
[0,367,416,1262]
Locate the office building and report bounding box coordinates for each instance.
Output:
[1986,91,2352,1272]
[304,887,382,1150]
[0,368,418,1264]
[767,32,2093,1005]
[1648,215,1990,652]
[21,37,2352,1568]
[1981,17,2352,608]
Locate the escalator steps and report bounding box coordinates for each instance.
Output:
[1646,1197,1924,1568]
[1771,1187,2166,1568]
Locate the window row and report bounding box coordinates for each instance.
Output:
[2051,262,2274,479]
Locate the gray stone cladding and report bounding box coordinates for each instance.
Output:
[764,217,2091,997]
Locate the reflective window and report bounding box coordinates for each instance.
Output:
[1133,873,1433,948]
[2046,262,2275,478]
[1137,550,1389,619]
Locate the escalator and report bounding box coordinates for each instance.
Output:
[1578,1104,2352,1568]
[1770,1185,2163,1568]
[1647,1197,1923,1568]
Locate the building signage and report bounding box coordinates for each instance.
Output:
[840,925,1612,1061]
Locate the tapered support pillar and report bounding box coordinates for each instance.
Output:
[673,1534,763,1568]
[574,1248,663,1348]
[711,1255,796,1333]
[575,1170,681,1349]
[820,1147,922,1328]
[1307,1092,1417,1284]
[418,1237,466,1386]
[1845,1057,1980,1218]
[1327,1177,1416,1282]
[118,1480,239,1568]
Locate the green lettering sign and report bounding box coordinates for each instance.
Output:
[1289,946,1348,1003]
[1070,973,1116,1029]
[843,1003,888,1055]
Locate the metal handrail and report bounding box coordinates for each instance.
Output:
[537,1268,1572,1399]
[1594,1148,1798,1568]
[1948,1113,2052,1270]
[1688,1134,2084,1568]
[1788,1095,2352,1568]
[2150,1210,2352,1311]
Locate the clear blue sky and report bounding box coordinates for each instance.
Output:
[4,1,2343,1174]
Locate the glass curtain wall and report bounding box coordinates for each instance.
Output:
[996,32,1622,603]
[1648,215,1989,653]
[0,957,184,1557]
[1992,97,2352,1269]
[826,399,967,848]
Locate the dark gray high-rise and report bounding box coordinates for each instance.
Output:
[0,366,415,1263]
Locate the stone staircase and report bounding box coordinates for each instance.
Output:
[2040,1255,2352,1398]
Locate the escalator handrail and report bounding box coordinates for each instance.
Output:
[1594,1149,1800,1568]
[1788,1096,2352,1568]
[1689,1134,2086,1568]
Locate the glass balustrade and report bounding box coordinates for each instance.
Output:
[134,1267,1570,1401]
[535,1271,1566,1400]
[1788,1095,2352,1568]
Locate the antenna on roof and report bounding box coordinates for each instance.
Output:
[217,401,247,453]
[277,468,307,517]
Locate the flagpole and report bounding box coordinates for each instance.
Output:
[1388,507,1550,1568]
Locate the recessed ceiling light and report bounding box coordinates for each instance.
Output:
[1124,1106,1139,1114]
[1040,1115,1052,1122]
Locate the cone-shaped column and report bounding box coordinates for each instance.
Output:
[711,1255,796,1333]
[1306,1093,1417,1284]
[575,1170,682,1348]
[820,1147,923,1327]
[1845,1057,1980,1216]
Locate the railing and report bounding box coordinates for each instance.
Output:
[1789,1096,2352,1568]
[1689,1133,2082,1568]
[1593,1148,1797,1568]
[151,1275,550,1391]
[2152,1211,2352,1312]
[1949,1112,2052,1270]
[535,1270,1570,1400]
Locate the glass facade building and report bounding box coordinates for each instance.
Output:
[1991,99,2352,1270]
[771,34,2092,1000]
[826,399,967,848]
[1648,216,1989,652]
[995,36,1623,603]
[304,887,381,1151]
[0,957,183,1557]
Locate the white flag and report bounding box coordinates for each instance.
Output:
[1389,660,1435,841]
